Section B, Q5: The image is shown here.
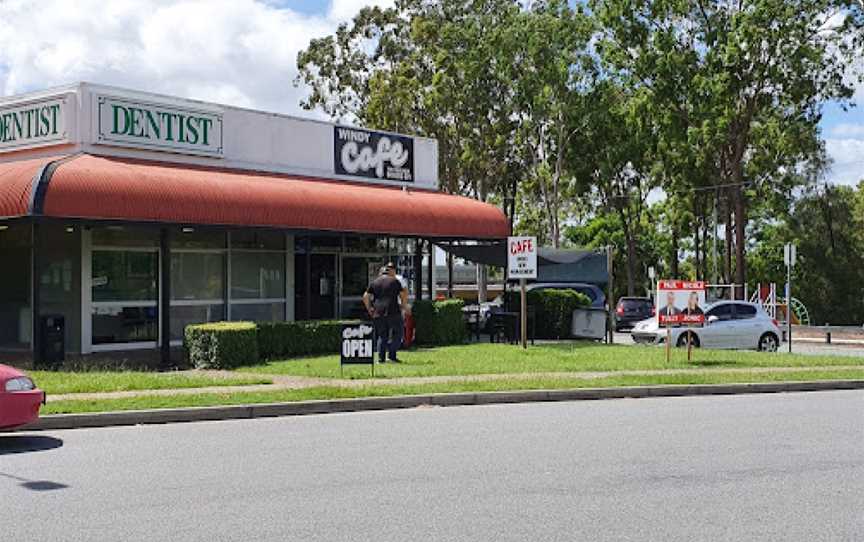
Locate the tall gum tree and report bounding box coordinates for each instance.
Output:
[591,0,864,297]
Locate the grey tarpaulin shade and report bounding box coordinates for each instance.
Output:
[439,242,609,286]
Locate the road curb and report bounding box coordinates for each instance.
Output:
[26,380,864,431]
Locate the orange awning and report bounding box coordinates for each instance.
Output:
[1,153,509,239]
[0,156,57,218]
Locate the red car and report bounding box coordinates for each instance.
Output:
[0,364,45,431]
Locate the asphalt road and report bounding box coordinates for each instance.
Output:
[3,391,863,541]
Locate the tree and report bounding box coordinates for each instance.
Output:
[788,184,864,324]
[591,0,864,297]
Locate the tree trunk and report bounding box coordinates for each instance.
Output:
[619,209,636,296]
[733,184,747,300]
[670,226,679,279]
[626,233,637,296]
[694,221,702,281]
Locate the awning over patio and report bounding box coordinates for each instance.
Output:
[441,242,609,285]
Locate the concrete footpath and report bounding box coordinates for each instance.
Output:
[28,377,864,431]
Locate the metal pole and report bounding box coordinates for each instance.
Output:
[520,278,527,350]
[787,258,792,354]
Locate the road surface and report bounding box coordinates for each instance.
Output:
[2,391,863,541]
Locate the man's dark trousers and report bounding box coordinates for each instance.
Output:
[373,314,403,361]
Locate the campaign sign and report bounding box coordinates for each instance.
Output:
[507,236,538,279]
[656,280,706,326]
[341,323,375,365]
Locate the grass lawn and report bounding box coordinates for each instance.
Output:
[31,371,272,395]
[43,367,864,414]
[238,342,864,379]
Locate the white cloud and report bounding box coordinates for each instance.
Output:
[827,123,864,138]
[825,138,864,186]
[0,0,390,116]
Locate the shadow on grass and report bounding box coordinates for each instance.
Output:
[513,341,607,352]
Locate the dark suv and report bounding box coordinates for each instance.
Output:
[615,297,654,331]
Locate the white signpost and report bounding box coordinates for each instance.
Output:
[784,243,797,353]
[507,236,537,349]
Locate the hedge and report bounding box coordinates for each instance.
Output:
[185,321,258,369]
[413,299,467,346]
[505,289,592,339]
[258,320,352,360]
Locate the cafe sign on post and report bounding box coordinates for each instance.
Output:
[507,236,537,279]
[507,236,537,349]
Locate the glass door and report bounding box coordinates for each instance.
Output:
[296,253,338,320]
[340,254,386,320]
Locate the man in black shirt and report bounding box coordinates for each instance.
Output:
[363,262,410,363]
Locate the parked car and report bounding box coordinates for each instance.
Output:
[631,301,782,351]
[0,364,45,431]
[614,297,654,331]
[477,282,607,331]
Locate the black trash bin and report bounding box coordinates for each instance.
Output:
[39,315,65,369]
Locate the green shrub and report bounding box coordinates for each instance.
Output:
[413,298,466,346]
[185,322,258,369]
[412,300,437,346]
[257,320,354,360]
[505,289,592,339]
[434,299,467,345]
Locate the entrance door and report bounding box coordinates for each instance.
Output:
[295,254,337,320]
[340,255,385,320]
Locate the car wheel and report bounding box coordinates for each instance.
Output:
[676,332,700,348]
[758,333,779,352]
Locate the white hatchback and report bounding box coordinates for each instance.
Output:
[631,301,783,352]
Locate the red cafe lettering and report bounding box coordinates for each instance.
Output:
[510,238,534,255]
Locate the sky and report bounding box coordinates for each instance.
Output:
[0,0,861,187]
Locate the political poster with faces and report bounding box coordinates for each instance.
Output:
[656,280,706,326]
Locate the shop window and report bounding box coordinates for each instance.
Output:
[343,236,379,253]
[0,223,31,351]
[230,302,284,322]
[392,238,417,255]
[172,252,224,301]
[92,226,159,247]
[170,305,225,341]
[173,230,226,250]
[309,235,342,251]
[92,250,158,345]
[92,305,158,344]
[230,230,284,251]
[92,251,158,302]
[230,252,285,299]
